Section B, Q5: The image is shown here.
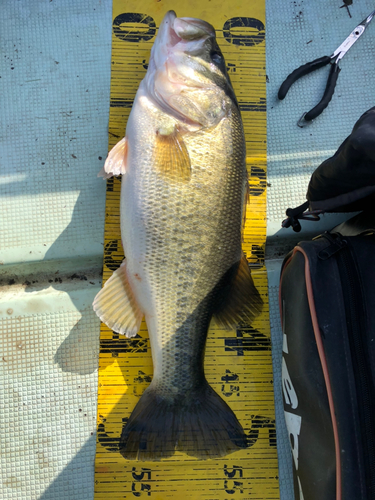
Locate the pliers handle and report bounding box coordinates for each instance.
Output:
[278,10,375,126]
[278,55,341,122]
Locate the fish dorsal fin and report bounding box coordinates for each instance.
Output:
[213,253,263,330]
[98,137,128,179]
[93,260,143,337]
[154,127,191,182]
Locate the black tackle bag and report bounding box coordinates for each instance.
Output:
[283,106,375,232]
[279,213,375,500]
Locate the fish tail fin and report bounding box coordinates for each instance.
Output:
[119,381,247,461]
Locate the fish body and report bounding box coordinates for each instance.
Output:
[94,11,262,460]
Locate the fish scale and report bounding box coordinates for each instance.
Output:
[124,109,244,376]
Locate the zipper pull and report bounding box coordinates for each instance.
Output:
[317,232,347,260]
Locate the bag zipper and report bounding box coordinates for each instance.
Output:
[333,236,375,499]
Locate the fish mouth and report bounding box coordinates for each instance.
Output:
[157,10,179,48]
[157,11,215,49]
[149,11,216,85]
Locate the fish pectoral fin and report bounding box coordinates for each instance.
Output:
[213,253,263,329]
[154,127,191,182]
[98,137,128,179]
[92,260,143,337]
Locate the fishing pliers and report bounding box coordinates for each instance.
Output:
[278,9,375,126]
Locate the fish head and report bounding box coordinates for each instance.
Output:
[145,11,238,129]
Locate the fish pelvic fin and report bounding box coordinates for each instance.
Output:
[153,127,191,182]
[98,136,128,179]
[119,381,247,461]
[213,253,263,330]
[92,260,143,337]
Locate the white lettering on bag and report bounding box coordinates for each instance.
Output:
[298,477,305,500]
[284,411,301,470]
[282,357,298,409]
[282,300,305,499]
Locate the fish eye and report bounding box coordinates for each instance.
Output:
[210,51,223,64]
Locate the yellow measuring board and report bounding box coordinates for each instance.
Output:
[95,1,278,498]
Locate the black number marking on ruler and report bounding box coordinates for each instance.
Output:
[104,240,124,271]
[113,14,264,46]
[132,482,151,497]
[248,244,265,267]
[246,415,276,448]
[225,326,271,355]
[224,464,243,478]
[132,467,151,481]
[224,480,244,494]
[100,332,148,357]
[223,464,244,495]
[106,175,121,193]
[248,166,266,196]
[221,370,240,397]
[133,370,153,397]
[131,467,152,497]
[97,416,128,451]
[223,17,265,46]
[113,13,156,42]
[239,97,266,112]
[110,98,135,108]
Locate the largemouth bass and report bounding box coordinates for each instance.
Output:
[94,10,262,461]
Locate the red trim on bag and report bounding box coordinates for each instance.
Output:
[294,246,342,500]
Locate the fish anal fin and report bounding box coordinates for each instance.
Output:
[98,137,128,179]
[213,253,263,329]
[92,260,143,337]
[154,127,191,182]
